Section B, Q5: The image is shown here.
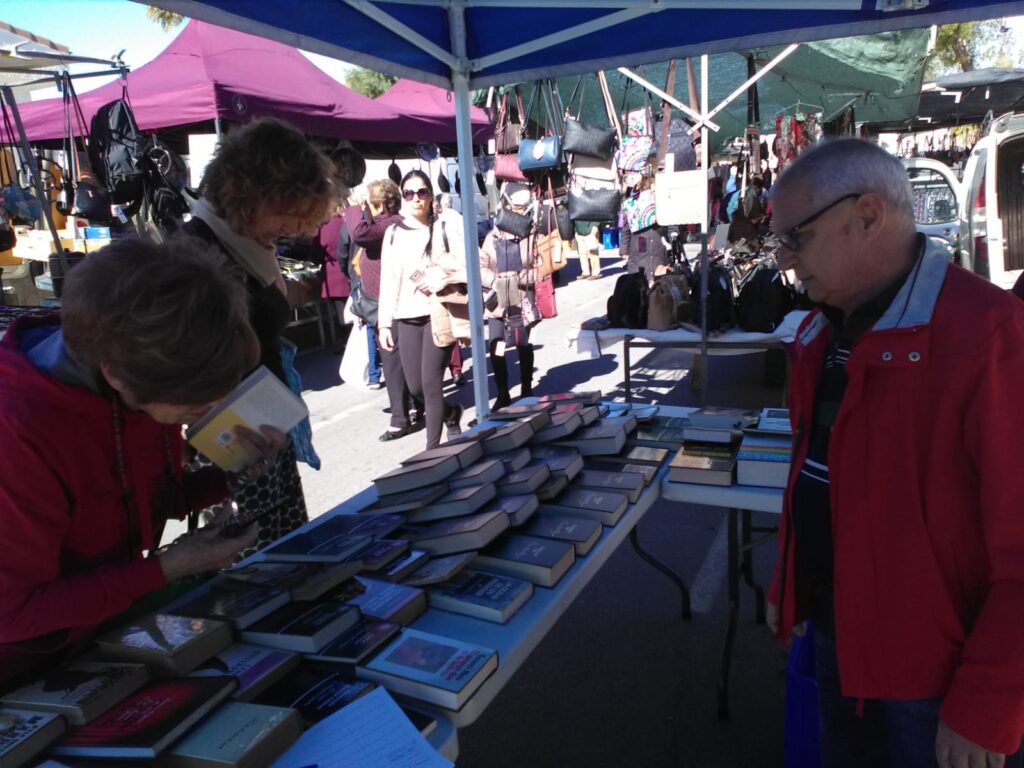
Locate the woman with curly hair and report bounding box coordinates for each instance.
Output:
[181,117,336,556]
[378,170,465,449]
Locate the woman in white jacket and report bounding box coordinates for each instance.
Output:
[378,170,466,448]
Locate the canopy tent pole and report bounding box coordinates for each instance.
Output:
[448,3,491,421]
[617,67,720,132]
[699,53,710,407]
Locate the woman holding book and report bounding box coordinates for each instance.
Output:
[378,170,466,449]
[0,238,282,686]
[181,117,336,556]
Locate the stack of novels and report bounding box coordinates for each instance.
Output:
[668,439,740,486]
[736,408,793,488]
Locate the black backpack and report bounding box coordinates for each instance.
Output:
[88,98,146,207]
[690,264,735,333]
[607,269,649,329]
[647,273,692,331]
[735,261,795,332]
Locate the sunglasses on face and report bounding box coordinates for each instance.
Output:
[775,192,862,252]
[402,188,431,201]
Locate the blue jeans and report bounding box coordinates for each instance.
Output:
[366,324,382,383]
[813,594,1023,768]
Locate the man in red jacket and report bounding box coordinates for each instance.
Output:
[767,139,1024,768]
[0,237,282,686]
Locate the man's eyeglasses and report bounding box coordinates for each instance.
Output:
[402,188,431,201]
[775,192,862,252]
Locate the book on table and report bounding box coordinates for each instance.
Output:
[373,454,461,496]
[358,484,448,516]
[756,407,792,433]
[538,486,630,526]
[681,426,744,444]
[512,409,553,433]
[0,662,149,726]
[159,701,302,768]
[240,601,362,654]
[405,482,497,524]
[334,576,428,626]
[163,582,291,630]
[400,440,483,469]
[220,562,306,590]
[606,403,659,421]
[736,432,792,488]
[525,513,603,556]
[551,402,601,426]
[687,406,758,430]
[629,417,691,448]
[602,445,670,467]
[529,410,583,443]
[668,440,740,486]
[304,620,401,668]
[553,420,628,456]
[260,512,403,563]
[536,391,602,405]
[49,676,236,759]
[443,426,496,446]
[488,403,554,420]
[185,366,308,473]
[481,420,535,454]
[496,463,550,496]
[473,533,576,588]
[401,552,476,587]
[95,614,233,676]
[427,569,534,624]
[528,445,584,481]
[404,508,510,556]
[585,459,657,486]
[253,663,376,726]
[485,493,539,527]
[445,457,505,489]
[346,538,410,571]
[359,628,498,711]
[286,561,364,601]
[0,708,66,768]
[489,446,532,473]
[189,644,300,703]
[380,549,430,582]
[573,468,645,503]
[535,472,569,501]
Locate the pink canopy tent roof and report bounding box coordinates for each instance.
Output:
[376,79,493,144]
[13,20,413,142]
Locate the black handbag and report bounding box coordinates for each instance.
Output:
[72,180,113,222]
[349,279,379,327]
[495,207,533,240]
[568,187,620,223]
[562,75,617,160]
[535,200,572,241]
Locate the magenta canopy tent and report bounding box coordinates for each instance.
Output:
[376,79,492,144]
[12,20,413,143]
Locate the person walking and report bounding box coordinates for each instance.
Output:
[767,138,1024,768]
[378,170,465,449]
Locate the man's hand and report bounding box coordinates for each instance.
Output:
[379,326,395,352]
[936,720,1005,768]
[156,524,257,582]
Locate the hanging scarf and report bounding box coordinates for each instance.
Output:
[189,197,285,294]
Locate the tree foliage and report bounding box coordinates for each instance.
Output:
[926,20,1019,78]
[146,7,185,31]
[345,69,397,98]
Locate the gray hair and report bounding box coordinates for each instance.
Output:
[770,138,913,221]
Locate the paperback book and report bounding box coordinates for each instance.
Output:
[485,493,540,527]
[381,549,430,582]
[253,663,376,726]
[404,509,510,556]
[553,420,628,456]
[489,446,532,473]
[189,644,300,703]
[427,570,534,623]
[756,407,793,433]
[160,701,302,768]
[526,513,603,556]
[538,487,630,526]
[338,577,428,626]
[164,582,291,630]
[0,708,66,768]
[261,512,404,563]
[305,620,401,668]
[445,457,505,489]
[474,533,576,587]
[401,440,483,469]
[573,468,644,503]
[401,552,476,587]
[529,410,583,443]
[602,445,670,467]
[736,432,792,488]
[585,459,657,486]
[346,538,410,571]
[0,662,149,726]
[358,484,448,516]
[687,406,758,430]
[373,454,461,496]
[405,482,497,524]
[668,441,740,486]
[496,463,550,496]
[528,445,584,481]
[240,601,362,654]
[95,614,233,676]
[488,403,554,420]
[535,473,569,501]
[481,421,535,454]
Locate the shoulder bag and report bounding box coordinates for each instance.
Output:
[518,81,564,174]
[561,75,617,161]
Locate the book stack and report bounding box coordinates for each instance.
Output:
[736,408,793,488]
[427,569,534,623]
[668,438,741,486]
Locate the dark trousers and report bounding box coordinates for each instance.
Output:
[813,593,1024,768]
[380,325,418,430]
[396,317,453,448]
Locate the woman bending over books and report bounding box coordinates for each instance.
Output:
[378,170,466,449]
[0,238,283,686]
[181,117,337,557]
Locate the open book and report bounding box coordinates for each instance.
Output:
[186,366,308,472]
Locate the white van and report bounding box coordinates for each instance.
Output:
[958,112,1024,289]
[903,157,962,257]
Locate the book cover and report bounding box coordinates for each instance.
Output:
[373,454,461,496]
[446,457,506,489]
[554,421,627,456]
[189,644,300,703]
[400,440,483,469]
[358,484,448,516]
[756,407,792,433]
[221,562,306,590]
[529,446,585,480]
[262,512,403,563]
[629,425,690,448]
[474,533,576,587]
[550,403,600,426]
[485,493,539,527]
[405,509,510,556]
[253,663,376,726]
[166,583,290,630]
[185,366,308,473]
[737,433,793,462]
[405,482,497,524]
[668,441,739,486]
[381,549,430,582]
[538,487,629,526]
[489,446,532,473]
[481,421,534,454]
[427,570,534,624]
[488,403,554,420]
[288,561,363,601]
[0,708,66,767]
[574,469,644,503]
[585,460,656,486]
[347,538,410,571]
[535,472,569,501]
[526,513,603,556]
[603,445,670,467]
[401,552,476,587]
[50,677,236,759]
[0,662,149,726]
[687,406,758,430]
[95,614,233,676]
[340,577,427,626]
[513,410,553,433]
[496,463,550,496]
[161,701,302,768]
[305,620,401,667]
[530,410,583,443]
[240,601,361,654]
[360,629,498,710]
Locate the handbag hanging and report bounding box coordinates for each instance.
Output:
[495,87,525,154]
[495,152,528,183]
[495,206,533,240]
[534,274,558,318]
[561,75,617,161]
[518,80,564,174]
[623,187,657,232]
[535,177,573,241]
[568,187,621,223]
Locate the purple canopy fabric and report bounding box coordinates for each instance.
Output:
[376,79,493,143]
[13,20,414,142]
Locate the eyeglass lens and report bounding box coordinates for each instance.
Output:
[403,188,430,201]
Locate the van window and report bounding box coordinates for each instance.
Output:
[908,168,957,224]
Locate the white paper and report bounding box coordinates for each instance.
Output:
[271,687,452,768]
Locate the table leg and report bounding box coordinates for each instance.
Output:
[629,527,691,620]
[740,509,766,624]
[718,507,739,720]
[624,335,633,402]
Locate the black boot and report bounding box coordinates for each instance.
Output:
[491,346,511,408]
[518,344,534,398]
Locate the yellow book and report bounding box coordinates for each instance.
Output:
[186,366,308,472]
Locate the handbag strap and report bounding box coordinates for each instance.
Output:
[598,71,622,142]
[565,75,585,121]
[522,82,541,139]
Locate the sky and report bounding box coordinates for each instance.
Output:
[2,0,354,98]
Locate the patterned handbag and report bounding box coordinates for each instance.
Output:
[623,188,657,232]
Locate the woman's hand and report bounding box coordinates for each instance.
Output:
[379,326,395,351]
[156,524,258,582]
[233,425,287,466]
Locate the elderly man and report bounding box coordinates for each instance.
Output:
[766,139,1024,768]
